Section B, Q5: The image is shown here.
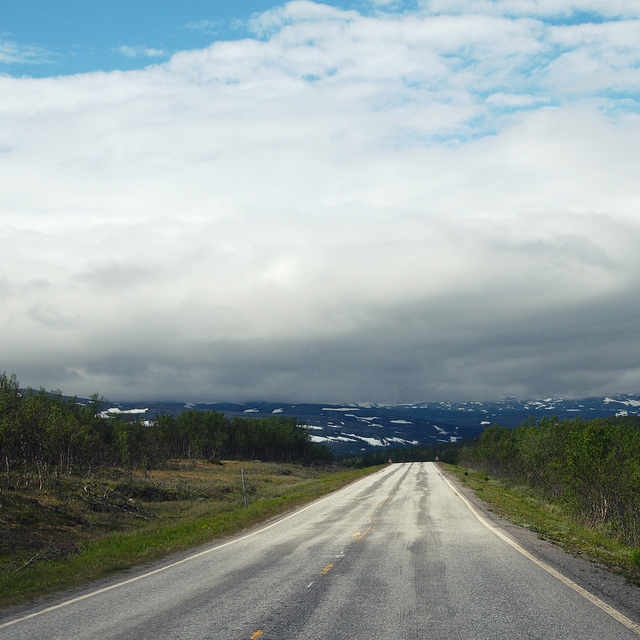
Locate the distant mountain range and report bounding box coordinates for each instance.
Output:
[91,394,640,456]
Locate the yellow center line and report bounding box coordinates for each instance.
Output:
[251,631,264,639]
[320,563,334,575]
[355,526,371,541]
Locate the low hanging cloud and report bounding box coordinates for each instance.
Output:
[1,0,640,402]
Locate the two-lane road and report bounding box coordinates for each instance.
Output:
[2,463,639,639]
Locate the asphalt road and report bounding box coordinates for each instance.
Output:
[2,462,639,639]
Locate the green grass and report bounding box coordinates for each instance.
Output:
[442,464,640,584]
[0,460,381,608]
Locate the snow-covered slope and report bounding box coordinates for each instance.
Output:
[89,394,640,456]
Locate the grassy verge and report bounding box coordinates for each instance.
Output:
[0,460,381,608]
[442,464,640,584]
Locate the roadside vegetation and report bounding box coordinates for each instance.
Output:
[0,371,332,491]
[3,369,639,604]
[0,458,377,608]
[450,414,640,583]
[342,442,460,467]
[346,414,640,583]
[0,372,378,608]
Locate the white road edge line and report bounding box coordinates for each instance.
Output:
[437,468,640,637]
[0,466,392,630]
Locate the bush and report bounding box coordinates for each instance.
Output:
[463,416,640,545]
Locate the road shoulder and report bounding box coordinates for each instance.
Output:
[437,463,640,627]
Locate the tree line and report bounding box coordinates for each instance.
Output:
[459,415,640,545]
[340,442,462,468]
[0,372,332,489]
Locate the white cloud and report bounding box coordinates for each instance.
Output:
[185,19,221,31]
[117,45,166,59]
[118,45,139,58]
[0,39,54,65]
[368,0,401,7]
[485,92,550,108]
[1,2,640,402]
[419,0,640,19]
[144,48,166,58]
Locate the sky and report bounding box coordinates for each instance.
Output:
[1,0,640,404]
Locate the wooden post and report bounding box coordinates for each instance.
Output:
[242,467,247,508]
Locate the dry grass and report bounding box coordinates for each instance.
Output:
[0,460,378,608]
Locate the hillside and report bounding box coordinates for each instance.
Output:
[91,394,640,456]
